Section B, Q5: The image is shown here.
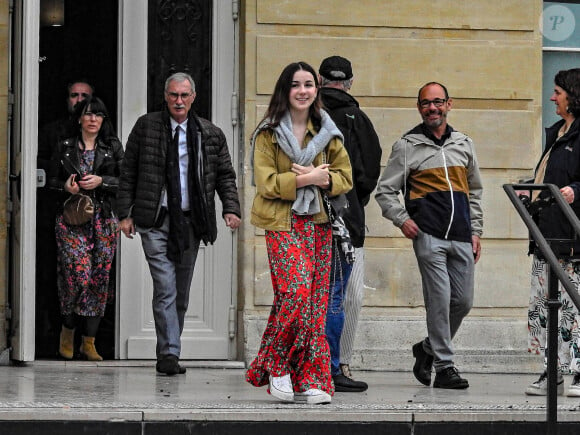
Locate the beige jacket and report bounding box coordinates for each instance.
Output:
[251,120,353,232]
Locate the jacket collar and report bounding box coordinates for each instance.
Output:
[319,87,359,109]
[404,123,464,147]
[162,107,205,136]
[62,135,110,151]
[545,117,579,147]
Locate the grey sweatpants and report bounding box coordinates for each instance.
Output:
[413,231,474,372]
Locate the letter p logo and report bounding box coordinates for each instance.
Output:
[542,5,575,42]
[550,15,565,31]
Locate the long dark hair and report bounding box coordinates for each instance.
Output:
[261,61,322,130]
[555,68,580,118]
[74,96,116,141]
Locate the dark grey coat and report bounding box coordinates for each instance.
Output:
[117,109,241,244]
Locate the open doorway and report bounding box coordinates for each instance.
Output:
[35,0,118,359]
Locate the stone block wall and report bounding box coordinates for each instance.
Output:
[240,0,543,372]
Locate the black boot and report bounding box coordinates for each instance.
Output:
[332,374,368,392]
[433,366,469,389]
[412,341,433,386]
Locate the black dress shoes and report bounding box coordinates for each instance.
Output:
[433,366,469,389]
[156,355,184,376]
[333,373,368,392]
[412,341,434,386]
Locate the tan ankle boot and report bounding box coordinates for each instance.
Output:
[80,336,103,361]
[59,326,74,360]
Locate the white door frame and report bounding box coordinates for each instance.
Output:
[211,0,239,360]
[116,0,149,359]
[9,0,239,361]
[10,0,40,361]
[11,0,143,362]
[212,0,240,361]
[117,1,239,360]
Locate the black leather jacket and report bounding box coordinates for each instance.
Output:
[48,135,125,218]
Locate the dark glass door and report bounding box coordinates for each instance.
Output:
[147,0,212,118]
[36,0,118,359]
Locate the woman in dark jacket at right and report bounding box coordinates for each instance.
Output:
[526,68,580,397]
[49,96,124,361]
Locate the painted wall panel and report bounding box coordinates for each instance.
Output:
[257,0,536,31]
[366,108,540,169]
[256,36,540,100]
[242,0,544,371]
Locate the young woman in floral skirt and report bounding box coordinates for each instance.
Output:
[246,61,352,404]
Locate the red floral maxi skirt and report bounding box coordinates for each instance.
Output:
[246,214,334,395]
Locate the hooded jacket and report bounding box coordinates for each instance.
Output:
[320,87,382,247]
[117,109,241,244]
[375,124,483,242]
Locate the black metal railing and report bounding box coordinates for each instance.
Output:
[504,183,580,435]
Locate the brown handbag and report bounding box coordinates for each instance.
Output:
[62,193,94,226]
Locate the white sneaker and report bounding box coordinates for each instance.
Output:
[567,373,580,397]
[269,374,294,402]
[295,388,331,404]
[525,371,564,396]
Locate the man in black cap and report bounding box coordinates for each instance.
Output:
[319,55,382,392]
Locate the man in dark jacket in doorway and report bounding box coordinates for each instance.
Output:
[319,56,382,392]
[117,72,241,375]
[36,79,94,357]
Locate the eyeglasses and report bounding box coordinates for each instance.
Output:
[70,92,91,99]
[419,98,447,108]
[166,92,193,101]
[83,111,106,119]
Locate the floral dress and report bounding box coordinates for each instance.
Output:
[55,149,119,317]
[246,214,334,395]
[528,256,580,373]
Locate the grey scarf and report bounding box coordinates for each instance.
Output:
[271,109,343,215]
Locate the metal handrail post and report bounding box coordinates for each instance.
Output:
[547,266,561,434]
[504,183,580,433]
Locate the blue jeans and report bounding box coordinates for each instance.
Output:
[139,215,200,359]
[325,247,353,376]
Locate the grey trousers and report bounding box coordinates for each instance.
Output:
[139,215,200,359]
[413,230,474,372]
[340,247,365,365]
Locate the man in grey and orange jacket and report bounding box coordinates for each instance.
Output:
[375,82,483,390]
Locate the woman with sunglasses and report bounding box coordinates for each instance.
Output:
[48,96,124,361]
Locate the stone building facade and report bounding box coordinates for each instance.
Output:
[0,1,549,371]
[240,0,542,372]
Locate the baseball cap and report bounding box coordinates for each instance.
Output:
[319,56,353,80]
